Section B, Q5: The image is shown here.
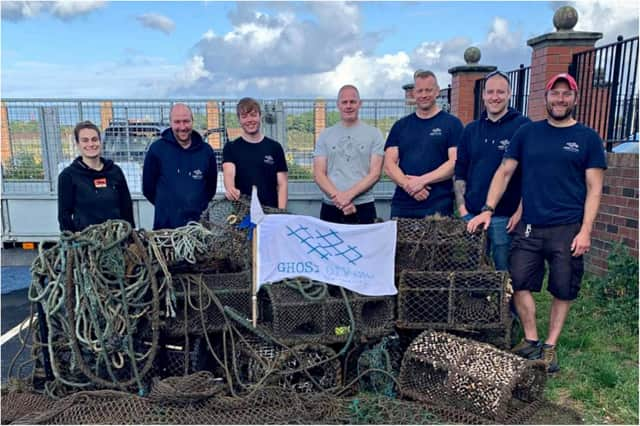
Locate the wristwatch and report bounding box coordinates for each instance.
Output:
[480,204,495,215]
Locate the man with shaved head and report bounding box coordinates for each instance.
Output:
[313,84,384,224]
[143,103,218,229]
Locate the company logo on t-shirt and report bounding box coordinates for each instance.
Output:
[191,169,203,180]
[429,128,442,136]
[497,139,510,151]
[264,155,275,165]
[563,142,580,153]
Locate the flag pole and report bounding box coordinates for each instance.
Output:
[251,185,259,327]
[252,223,258,327]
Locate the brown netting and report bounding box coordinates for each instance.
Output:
[397,270,511,331]
[395,216,490,272]
[398,330,546,423]
[3,378,578,425]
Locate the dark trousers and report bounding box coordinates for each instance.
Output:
[320,201,377,224]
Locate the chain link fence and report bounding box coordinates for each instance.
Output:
[1,98,415,195]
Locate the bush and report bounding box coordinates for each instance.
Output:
[586,241,639,329]
[2,152,45,179]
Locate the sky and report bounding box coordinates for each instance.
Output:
[1,0,638,99]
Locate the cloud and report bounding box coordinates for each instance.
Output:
[51,1,106,21]
[568,0,639,44]
[136,13,176,35]
[1,1,45,21]
[190,1,381,79]
[1,58,182,98]
[171,2,535,97]
[1,0,104,21]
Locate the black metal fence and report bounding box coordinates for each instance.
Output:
[570,35,639,151]
[473,65,531,120]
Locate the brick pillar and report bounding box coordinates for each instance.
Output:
[100,101,113,131]
[314,100,326,147]
[1,102,12,167]
[526,19,602,120]
[206,101,221,148]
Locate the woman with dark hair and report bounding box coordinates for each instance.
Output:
[57,120,135,232]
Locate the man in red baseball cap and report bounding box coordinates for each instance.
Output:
[468,72,607,373]
[545,73,578,92]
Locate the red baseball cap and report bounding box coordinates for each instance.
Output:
[545,73,578,91]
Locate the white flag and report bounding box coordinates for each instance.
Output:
[250,186,265,225]
[256,214,397,296]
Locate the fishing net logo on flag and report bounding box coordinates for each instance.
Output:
[286,224,363,265]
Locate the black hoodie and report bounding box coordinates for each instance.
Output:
[58,157,135,232]
[455,108,530,217]
[142,128,217,229]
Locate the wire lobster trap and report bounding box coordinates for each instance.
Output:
[258,278,395,345]
[399,331,546,423]
[397,270,510,331]
[163,272,252,338]
[394,217,490,272]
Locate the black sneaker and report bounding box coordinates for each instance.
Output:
[511,338,542,360]
[542,344,560,373]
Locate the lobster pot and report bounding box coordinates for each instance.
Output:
[259,280,395,345]
[399,331,546,423]
[325,285,396,341]
[164,271,251,337]
[155,337,210,378]
[395,217,488,272]
[451,316,514,350]
[397,271,509,330]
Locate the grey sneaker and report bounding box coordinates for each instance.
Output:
[511,338,542,360]
[542,344,560,373]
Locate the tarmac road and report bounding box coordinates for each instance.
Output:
[2,251,37,385]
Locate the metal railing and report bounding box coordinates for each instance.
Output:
[570,35,639,151]
[1,98,412,194]
[473,65,531,120]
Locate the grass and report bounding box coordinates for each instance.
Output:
[529,271,639,424]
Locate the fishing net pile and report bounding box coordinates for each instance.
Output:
[1,203,580,424]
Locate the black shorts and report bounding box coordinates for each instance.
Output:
[320,201,377,224]
[509,222,584,301]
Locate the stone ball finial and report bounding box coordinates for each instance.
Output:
[553,6,578,31]
[464,47,481,65]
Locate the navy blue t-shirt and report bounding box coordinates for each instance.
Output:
[384,111,463,212]
[455,108,530,216]
[505,120,607,226]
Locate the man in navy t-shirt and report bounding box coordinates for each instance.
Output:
[468,73,607,373]
[384,70,463,218]
[455,70,530,270]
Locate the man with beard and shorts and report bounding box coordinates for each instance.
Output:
[468,73,606,373]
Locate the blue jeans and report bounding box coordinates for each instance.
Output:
[463,214,512,271]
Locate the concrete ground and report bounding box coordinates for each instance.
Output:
[2,248,37,384]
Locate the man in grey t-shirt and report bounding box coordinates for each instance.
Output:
[313,85,384,224]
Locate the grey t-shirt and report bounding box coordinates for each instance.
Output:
[314,121,384,205]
